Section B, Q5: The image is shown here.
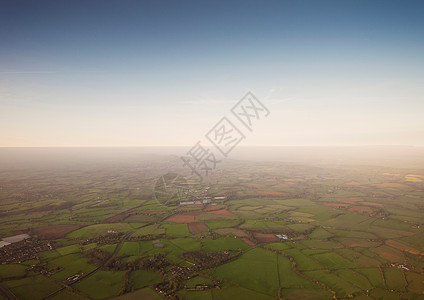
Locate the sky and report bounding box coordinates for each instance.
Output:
[1,0,423,147]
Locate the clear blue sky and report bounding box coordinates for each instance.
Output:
[1,0,423,146]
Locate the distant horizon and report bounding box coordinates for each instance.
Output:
[2,143,424,171]
[1,144,424,148]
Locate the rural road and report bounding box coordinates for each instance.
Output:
[0,284,16,300]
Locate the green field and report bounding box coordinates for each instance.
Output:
[74,271,125,299]
[67,223,133,239]
[0,264,27,278]
[2,276,60,299]
[49,253,97,280]
[312,252,356,269]
[201,237,249,252]
[214,248,280,296]
[303,270,362,297]
[162,223,191,237]
[129,269,162,289]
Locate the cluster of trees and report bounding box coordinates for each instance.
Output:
[80,232,123,246]
[106,257,133,271]
[182,250,240,269]
[83,248,136,271]
[127,234,165,242]
[121,270,131,294]
[140,254,170,272]
[82,248,110,266]
[225,190,237,200]
[155,279,181,299]
[82,248,173,273]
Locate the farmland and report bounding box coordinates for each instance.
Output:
[0,150,424,299]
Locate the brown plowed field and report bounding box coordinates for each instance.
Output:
[349,207,373,214]
[166,214,196,223]
[361,201,384,207]
[205,205,224,211]
[252,232,279,243]
[34,225,81,239]
[188,222,209,234]
[242,238,256,246]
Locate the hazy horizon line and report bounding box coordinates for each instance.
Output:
[1,144,423,148]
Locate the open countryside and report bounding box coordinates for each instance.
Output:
[0,150,424,299]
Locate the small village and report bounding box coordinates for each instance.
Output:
[0,235,59,264]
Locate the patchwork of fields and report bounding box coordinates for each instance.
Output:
[0,157,424,299]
